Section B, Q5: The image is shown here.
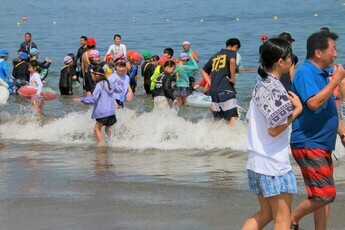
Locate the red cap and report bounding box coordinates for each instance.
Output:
[261,34,268,39]
[87,37,96,46]
[105,54,113,61]
[127,50,135,59]
[131,52,142,61]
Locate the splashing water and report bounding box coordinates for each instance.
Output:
[0,108,249,151]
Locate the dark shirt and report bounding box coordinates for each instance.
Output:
[12,60,30,81]
[141,61,155,93]
[19,41,38,54]
[84,63,97,93]
[280,54,299,91]
[59,65,76,88]
[75,46,88,63]
[154,72,176,101]
[203,48,237,95]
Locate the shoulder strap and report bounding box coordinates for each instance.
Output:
[15,61,25,68]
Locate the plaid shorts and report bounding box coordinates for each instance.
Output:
[247,169,297,197]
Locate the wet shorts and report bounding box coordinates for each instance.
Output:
[96,115,117,126]
[211,90,238,121]
[291,148,336,202]
[247,169,297,198]
[175,86,189,97]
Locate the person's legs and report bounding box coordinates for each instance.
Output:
[268,193,293,230]
[93,121,104,146]
[314,203,330,230]
[242,194,273,230]
[104,126,111,138]
[291,148,335,229]
[228,116,236,126]
[291,199,330,228]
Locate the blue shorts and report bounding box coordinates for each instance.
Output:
[175,86,189,97]
[247,169,297,197]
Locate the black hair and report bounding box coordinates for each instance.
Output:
[150,55,159,62]
[306,31,338,59]
[25,32,32,37]
[18,48,28,54]
[80,36,87,40]
[91,66,112,90]
[226,38,241,49]
[258,38,292,79]
[67,53,75,59]
[320,27,330,33]
[29,60,39,68]
[163,48,174,57]
[163,60,176,69]
[114,34,121,40]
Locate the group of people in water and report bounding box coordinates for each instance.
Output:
[1,27,345,230]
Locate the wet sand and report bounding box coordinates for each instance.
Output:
[1,181,345,230]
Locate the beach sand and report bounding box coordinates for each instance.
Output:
[1,181,344,230]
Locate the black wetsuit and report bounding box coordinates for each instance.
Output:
[84,62,98,93]
[75,46,88,79]
[59,65,76,95]
[153,72,176,101]
[141,61,155,94]
[12,60,29,81]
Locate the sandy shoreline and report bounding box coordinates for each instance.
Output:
[1,181,344,230]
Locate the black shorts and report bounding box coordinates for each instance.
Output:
[211,90,238,121]
[96,115,117,126]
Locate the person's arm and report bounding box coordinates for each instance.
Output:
[2,62,11,79]
[125,83,133,102]
[337,120,345,147]
[183,58,199,71]
[35,74,43,96]
[268,91,303,137]
[228,58,237,85]
[190,50,199,62]
[307,64,345,110]
[122,44,127,58]
[150,66,161,90]
[110,75,125,94]
[163,75,175,101]
[201,69,211,86]
[12,65,17,79]
[80,84,101,104]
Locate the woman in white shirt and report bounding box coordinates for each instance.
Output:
[242,38,303,230]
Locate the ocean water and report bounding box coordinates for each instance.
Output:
[1,0,345,200]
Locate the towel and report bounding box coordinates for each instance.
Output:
[252,74,293,128]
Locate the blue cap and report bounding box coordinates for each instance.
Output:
[19,52,28,60]
[29,48,39,56]
[0,49,9,57]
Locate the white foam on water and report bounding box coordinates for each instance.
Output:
[1,108,344,158]
[0,108,248,151]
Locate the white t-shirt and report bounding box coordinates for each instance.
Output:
[246,99,292,176]
[106,44,127,59]
[29,72,43,96]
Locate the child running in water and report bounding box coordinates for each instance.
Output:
[153,60,177,108]
[73,66,120,146]
[242,38,302,230]
[28,60,43,114]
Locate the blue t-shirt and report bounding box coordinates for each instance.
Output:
[290,60,338,150]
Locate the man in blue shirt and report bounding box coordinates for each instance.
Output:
[290,31,345,230]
